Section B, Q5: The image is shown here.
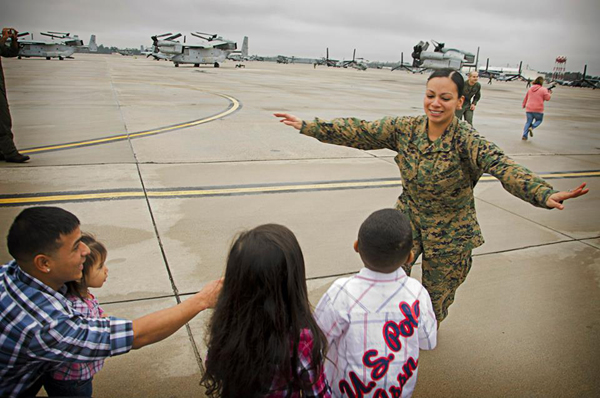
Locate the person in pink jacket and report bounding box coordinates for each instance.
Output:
[522,76,552,140]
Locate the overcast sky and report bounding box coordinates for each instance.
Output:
[3,0,600,75]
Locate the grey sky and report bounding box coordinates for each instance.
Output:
[3,0,600,75]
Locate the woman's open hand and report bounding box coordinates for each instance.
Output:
[273,113,303,130]
[546,183,589,210]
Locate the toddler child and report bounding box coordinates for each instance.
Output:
[47,233,109,397]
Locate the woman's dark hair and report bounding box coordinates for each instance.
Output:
[65,233,107,299]
[201,224,327,398]
[427,68,465,98]
[533,76,544,86]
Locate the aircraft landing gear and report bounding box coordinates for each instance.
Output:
[194,63,200,67]
[59,56,64,61]
[46,57,51,60]
[18,56,21,59]
[174,63,179,67]
[214,62,220,68]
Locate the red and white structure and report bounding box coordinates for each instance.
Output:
[553,56,567,80]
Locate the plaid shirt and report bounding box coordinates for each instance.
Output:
[51,292,106,381]
[268,328,332,398]
[0,261,133,398]
[314,268,437,398]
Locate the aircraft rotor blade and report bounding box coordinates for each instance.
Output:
[155,32,173,38]
[17,32,30,37]
[164,33,182,41]
[47,31,70,35]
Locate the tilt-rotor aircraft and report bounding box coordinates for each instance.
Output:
[14,31,97,60]
[151,32,247,67]
[393,40,478,72]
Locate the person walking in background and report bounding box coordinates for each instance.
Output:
[522,76,552,141]
[0,27,30,163]
[455,70,481,126]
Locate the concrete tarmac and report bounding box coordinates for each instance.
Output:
[1,54,599,397]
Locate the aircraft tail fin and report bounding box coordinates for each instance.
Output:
[241,36,248,58]
[88,35,98,52]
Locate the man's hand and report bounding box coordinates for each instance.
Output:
[470,104,476,111]
[546,183,589,210]
[195,277,223,309]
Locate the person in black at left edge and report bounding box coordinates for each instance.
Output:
[0,27,30,163]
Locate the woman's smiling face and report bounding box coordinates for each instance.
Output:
[424,77,464,128]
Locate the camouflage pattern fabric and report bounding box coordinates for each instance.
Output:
[402,242,471,322]
[301,115,557,260]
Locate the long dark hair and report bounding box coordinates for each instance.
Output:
[201,224,327,397]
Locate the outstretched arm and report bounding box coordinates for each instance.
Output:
[132,278,222,349]
[274,112,407,151]
[545,183,588,210]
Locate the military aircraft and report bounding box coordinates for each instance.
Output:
[316,48,339,67]
[227,37,249,61]
[276,55,292,64]
[340,49,367,71]
[570,65,599,89]
[151,32,246,67]
[15,31,96,60]
[394,40,478,72]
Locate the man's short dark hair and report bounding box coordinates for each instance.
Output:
[7,207,80,263]
[357,209,413,271]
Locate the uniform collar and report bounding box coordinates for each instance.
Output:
[414,116,457,154]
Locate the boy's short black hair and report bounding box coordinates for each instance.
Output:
[7,207,80,263]
[357,209,413,272]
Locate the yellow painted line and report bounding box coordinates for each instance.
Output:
[147,180,400,197]
[0,192,146,205]
[20,93,240,154]
[1,171,598,206]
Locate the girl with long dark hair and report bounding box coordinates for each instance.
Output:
[201,224,330,398]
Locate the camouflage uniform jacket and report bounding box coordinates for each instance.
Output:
[462,81,481,106]
[301,115,557,257]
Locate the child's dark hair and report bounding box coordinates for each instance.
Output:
[357,209,413,272]
[65,233,107,299]
[201,224,327,398]
[428,68,465,98]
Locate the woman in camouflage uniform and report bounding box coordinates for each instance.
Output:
[274,69,588,324]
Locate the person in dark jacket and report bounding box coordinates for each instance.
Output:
[0,27,30,163]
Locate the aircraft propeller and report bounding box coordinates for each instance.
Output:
[192,32,218,41]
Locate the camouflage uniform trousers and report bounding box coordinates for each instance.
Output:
[401,242,472,324]
[455,104,474,126]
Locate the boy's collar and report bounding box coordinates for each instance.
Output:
[358,267,407,281]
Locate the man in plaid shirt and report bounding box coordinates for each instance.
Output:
[315,209,437,397]
[0,207,222,398]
